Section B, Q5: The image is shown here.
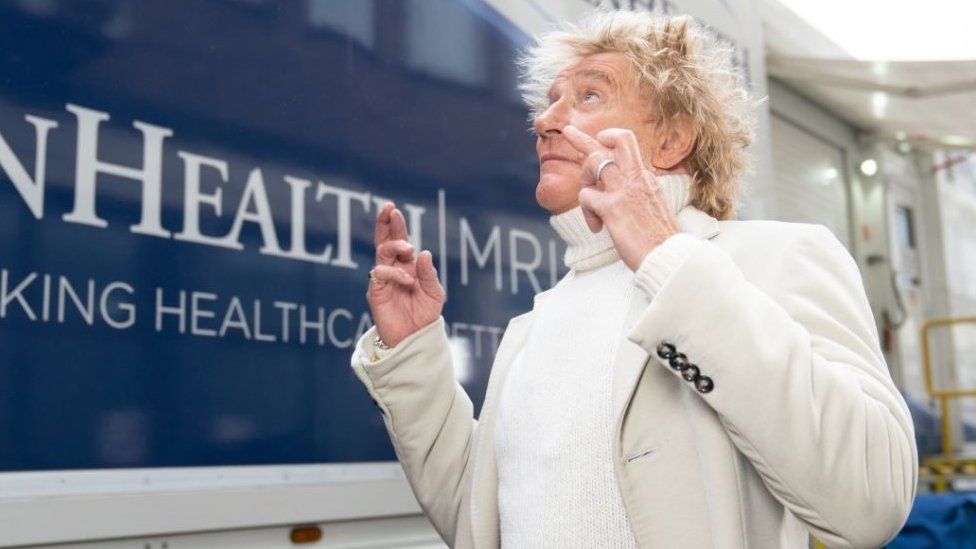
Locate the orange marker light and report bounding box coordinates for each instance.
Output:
[290,525,323,544]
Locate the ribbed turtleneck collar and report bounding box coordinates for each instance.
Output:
[549,173,692,272]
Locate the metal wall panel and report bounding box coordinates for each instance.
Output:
[769,112,852,248]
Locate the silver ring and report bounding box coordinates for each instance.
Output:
[368,268,386,286]
[594,157,615,182]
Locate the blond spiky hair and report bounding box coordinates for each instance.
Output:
[518,10,757,220]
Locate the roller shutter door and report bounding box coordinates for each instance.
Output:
[770,113,852,249]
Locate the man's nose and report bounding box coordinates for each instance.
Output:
[533,100,569,137]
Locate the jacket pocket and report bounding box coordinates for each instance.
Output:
[625,446,659,463]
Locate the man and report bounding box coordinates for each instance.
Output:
[351,10,916,549]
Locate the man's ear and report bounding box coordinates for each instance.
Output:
[650,116,696,170]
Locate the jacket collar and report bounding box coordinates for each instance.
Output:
[676,203,720,240]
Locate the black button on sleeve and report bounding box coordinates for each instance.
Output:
[668,353,689,371]
[656,342,676,360]
[681,365,700,383]
[695,376,714,394]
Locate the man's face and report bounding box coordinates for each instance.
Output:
[533,52,657,215]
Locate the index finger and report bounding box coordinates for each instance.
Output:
[564,125,616,190]
[374,201,395,246]
[563,125,607,158]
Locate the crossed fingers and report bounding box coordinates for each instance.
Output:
[372,202,415,285]
[374,202,408,247]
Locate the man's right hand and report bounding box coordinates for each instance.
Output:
[366,202,445,348]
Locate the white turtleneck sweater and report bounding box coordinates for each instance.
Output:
[494,174,700,548]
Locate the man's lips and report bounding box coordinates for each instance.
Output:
[540,153,575,164]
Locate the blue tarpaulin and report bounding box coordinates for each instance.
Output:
[888,493,976,548]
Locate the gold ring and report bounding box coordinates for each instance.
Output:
[369,268,386,286]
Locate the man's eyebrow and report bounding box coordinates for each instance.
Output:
[546,69,615,101]
[573,68,615,85]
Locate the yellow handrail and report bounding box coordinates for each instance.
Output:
[920,316,976,455]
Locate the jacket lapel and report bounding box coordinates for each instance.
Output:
[467,302,537,549]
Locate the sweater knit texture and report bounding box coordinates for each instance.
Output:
[494,174,692,548]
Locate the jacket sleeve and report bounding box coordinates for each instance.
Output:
[350,316,475,547]
[626,225,917,549]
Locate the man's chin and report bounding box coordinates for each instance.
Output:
[535,177,580,215]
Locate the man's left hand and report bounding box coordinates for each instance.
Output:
[563,124,679,272]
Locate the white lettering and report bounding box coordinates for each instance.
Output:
[57,277,95,325]
[174,150,238,248]
[0,115,58,218]
[277,176,331,263]
[219,296,251,339]
[224,168,284,255]
[100,281,136,329]
[274,300,297,343]
[459,218,501,290]
[299,305,325,345]
[0,270,37,320]
[252,299,276,342]
[315,182,370,268]
[190,291,218,337]
[327,308,353,348]
[41,273,51,321]
[62,103,172,237]
[509,229,542,295]
[156,288,187,333]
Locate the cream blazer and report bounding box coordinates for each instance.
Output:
[350,205,917,549]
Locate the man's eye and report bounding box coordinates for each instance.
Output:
[582,91,600,104]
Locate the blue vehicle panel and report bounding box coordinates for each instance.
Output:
[0,0,562,470]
